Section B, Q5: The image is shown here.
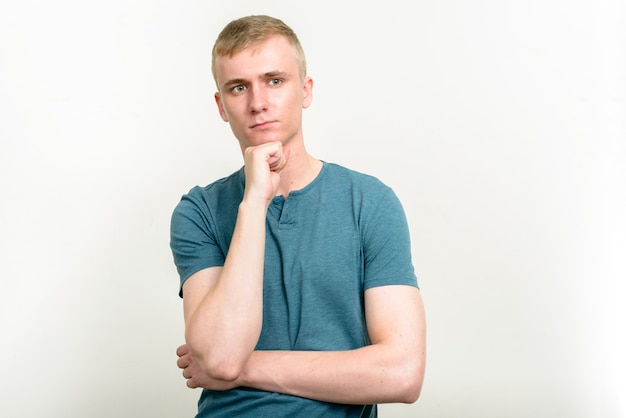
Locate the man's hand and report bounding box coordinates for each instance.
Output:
[176,344,239,390]
[242,142,289,206]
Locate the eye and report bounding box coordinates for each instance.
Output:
[231,85,246,94]
[268,78,282,86]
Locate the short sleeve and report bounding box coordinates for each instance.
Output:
[361,188,418,290]
[170,188,225,297]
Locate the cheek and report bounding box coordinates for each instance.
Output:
[281,92,303,113]
[220,101,245,124]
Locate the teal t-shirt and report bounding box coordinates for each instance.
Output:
[170,162,418,417]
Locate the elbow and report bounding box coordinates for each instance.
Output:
[400,377,423,404]
[201,356,244,382]
[392,358,425,404]
[186,335,247,382]
[191,347,246,382]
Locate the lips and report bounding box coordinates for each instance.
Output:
[250,120,277,130]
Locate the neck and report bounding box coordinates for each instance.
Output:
[274,145,322,197]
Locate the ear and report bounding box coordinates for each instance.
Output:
[214,92,229,122]
[302,76,313,109]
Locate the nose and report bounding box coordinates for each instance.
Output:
[248,84,268,114]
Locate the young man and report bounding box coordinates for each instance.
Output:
[171,15,426,417]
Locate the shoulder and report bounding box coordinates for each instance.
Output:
[323,162,390,189]
[322,162,394,202]
[170,169,244,232]
[174,168,244,211]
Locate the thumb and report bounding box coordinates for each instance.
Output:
[271,144,290,172]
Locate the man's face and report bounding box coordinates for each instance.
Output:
[214,35,313,151]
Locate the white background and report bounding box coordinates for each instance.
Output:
[1,1,624,417]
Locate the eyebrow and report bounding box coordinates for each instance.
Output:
[263,70,290,79]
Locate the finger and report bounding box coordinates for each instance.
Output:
[176,344,189,357]
[269,145,289,172]
[186,374,201,388]
[281,145,290,169]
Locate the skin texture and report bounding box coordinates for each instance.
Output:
[177,33,426,405]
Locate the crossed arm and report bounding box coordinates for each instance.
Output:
[178,271,426,405]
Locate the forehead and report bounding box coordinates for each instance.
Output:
[214,35,300,85]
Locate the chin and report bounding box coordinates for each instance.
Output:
[251,136,283,146]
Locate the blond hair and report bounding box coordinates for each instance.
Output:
[211,15,307,84]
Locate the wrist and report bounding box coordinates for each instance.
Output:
[239,197,270,215]
[237,353,256,388]
[238,351,282,394]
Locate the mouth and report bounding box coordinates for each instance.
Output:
[250,120,277,130]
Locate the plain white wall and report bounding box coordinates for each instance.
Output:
[1,0,624,417]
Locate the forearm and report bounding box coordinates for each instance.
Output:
[238,286,426,404]
[185,199,267,380]
[239,344,425,405]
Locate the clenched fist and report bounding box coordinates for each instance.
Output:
[242,142,289,207]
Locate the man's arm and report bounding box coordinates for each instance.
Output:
[182,142,287,381]
[182,199,266,381]
[178,284,426,404]
[240,285,426,404]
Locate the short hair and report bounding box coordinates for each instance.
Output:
[211,15,307,85]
